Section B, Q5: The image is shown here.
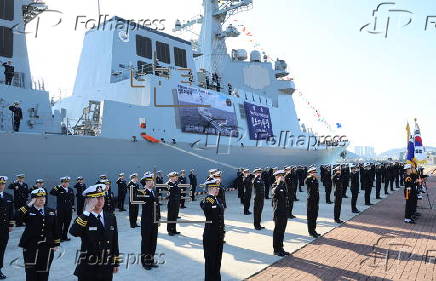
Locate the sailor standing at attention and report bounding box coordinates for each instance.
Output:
[167,172,181,236]
[0,176,14,280]
[8,174,29,227]
[140,172,161,270]
[271,170,290,256]
[350,164,360,213]
[253,168,265,230]
[50,176,74,242]
[74,176,86,215]
[18,188,60,281]
[201,179,225,281]
[305,167,320,238]
[179,170,188,209]
[332,166,344,223]
[128,173,140,228]
[70,184,120,281]
[116,173,127,211]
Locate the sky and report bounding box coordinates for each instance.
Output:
[25,0,436,154]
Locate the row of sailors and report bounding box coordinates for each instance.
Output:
[0,162,428,280]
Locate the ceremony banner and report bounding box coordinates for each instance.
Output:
[244,102,273,140]
[176,85,238,137]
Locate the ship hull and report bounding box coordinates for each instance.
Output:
[0,132,341,188]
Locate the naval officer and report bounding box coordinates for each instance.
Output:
[116,173,127,211]
[127,173,140,228]
[167,172,181,236]
[8,174,29,226]
[253,168,265,230]
[18,188,60,281]
[332,167,344,223]
[350,164,360,213]
[140,173,161,270]
[201,179,225,281]
[0,176,14,280]
[271,170,290,256]
[305,167,320,238]
[50,176,75,241]
[70,184,120,281]
[74,176,86,215]
[8,101,22,132]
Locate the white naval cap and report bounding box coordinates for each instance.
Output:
[82,184,106,198]
[273,170,285,176]
[167,171,178,177]
[307,167,317,173]
[31,188,47,198]
[60,176,71,183]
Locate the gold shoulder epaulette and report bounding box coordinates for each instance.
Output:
[206,197,215,204]
[19,206,27,214]
[75,217,87,227]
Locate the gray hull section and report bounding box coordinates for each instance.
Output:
[0,132,341,188]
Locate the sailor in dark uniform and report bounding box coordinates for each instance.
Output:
[1,61,14,86]
[252,168,265,230]
[350,164,360,213]
[0,176,14,280]
[189,169,198,201]
[235,168,244,203]
[116,173,127,211]
[8,174,29,226]
[200,179,225,281]
[179,170,188,209]
[332,167,344,223]
[271,170,290,256]
[74,176,86,215]
[8,101,22,132]
[403,164,419,224]
[103,180,115,214]
[155,171,164,198]
[284,166,296,219]
[167,172,181,236]
[341,164,350,198]
[375,164,383,199]
[70,184,120,281]
[242,169,254,215]
[18,188,61,281]
[261,167,271,199]
[50,176,75,241]
[127,173,140,228]
[362,163,373,205]
[323,165,333,204]
[140,173,161,270]
[305,167,320,238]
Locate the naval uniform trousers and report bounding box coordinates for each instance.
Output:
[23,243,55,281]
[350,185,359,211]
[307,195,319,234]
[334,187,343,221]
[129,203,139,227]
[273,215,287,252]
[57,207,72,240]
[364,184,372,205]
[253,196,264,228]
[0,226,8,269]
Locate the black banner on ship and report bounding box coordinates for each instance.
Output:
[244,101,273,140]
[176,85,239,137]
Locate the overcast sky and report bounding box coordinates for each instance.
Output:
[25,0,436,153]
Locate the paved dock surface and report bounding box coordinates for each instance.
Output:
[2,180,429,281]
[248,177,436,281]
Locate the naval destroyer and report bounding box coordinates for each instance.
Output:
[0,0,347,187]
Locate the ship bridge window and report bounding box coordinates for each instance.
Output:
[0,26,13,58]
[174,47,187,68]
[136,35,152,59]
[0,0,14,21]
[156,41,170,64]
